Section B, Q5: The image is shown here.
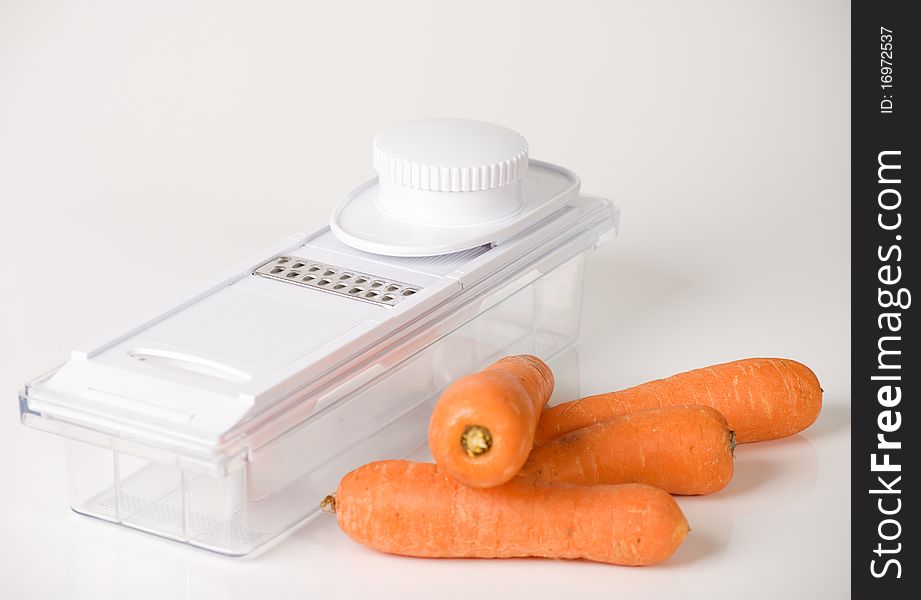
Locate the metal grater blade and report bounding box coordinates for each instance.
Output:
[252,256,420,307]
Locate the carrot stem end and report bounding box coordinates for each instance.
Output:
[461,425,493,458]
[320,494,337,513]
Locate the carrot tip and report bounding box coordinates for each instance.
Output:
[320,494,337,513]
[461,425,493,458]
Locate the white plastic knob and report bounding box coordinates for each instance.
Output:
[372,119,529,226]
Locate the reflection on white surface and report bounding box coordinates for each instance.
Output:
[668,500,735,567]
[724,434,821,517]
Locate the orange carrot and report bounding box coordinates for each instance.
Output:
[520,405,734,495]
[324,460,689,566]
[535,358,821,444]
[428,355,554,488]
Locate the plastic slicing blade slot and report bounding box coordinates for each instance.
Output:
[252,256,419,307]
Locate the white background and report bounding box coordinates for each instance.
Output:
[1,1,849,598]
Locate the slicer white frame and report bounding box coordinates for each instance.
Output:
[19,118,619,555]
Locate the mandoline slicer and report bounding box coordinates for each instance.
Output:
[19,118,618,555]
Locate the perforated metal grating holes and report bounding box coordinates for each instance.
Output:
[253,256,419,307]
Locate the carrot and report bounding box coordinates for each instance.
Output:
[324,460,689,566]
[520,405,734,495]
[534,358,821,444]
[428,355,554,488]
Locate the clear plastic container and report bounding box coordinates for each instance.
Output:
[20,191,616,555]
